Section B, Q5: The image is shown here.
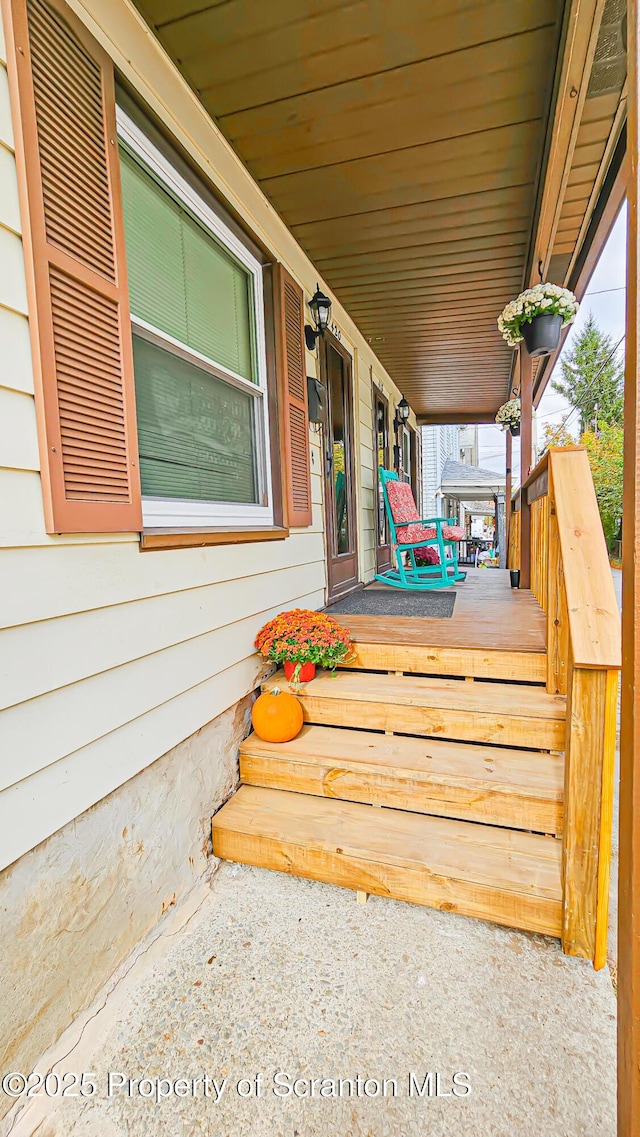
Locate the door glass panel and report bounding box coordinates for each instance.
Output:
[329,347,350,555]
[376,398,388,545]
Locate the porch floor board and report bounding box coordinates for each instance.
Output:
[332,568,546,653]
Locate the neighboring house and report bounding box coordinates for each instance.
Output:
[420,423,460,520]
[459,424,480,467]
[420,424,489,523]
[438,458,507,561]
[0,0,419,1091]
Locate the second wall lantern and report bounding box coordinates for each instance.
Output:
[394,395,411,432]
[304,284,332,350]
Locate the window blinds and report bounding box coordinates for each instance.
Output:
[120,147,255,383]
[133,336,257,503]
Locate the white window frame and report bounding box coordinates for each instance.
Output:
[117,108,274,529]
[402,425,411,482]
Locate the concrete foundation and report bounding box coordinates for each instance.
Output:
[0,695,252,1116]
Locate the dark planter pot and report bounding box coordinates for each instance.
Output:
[510,569,520,589]
[521,312,563,358]
[509,423,520,437]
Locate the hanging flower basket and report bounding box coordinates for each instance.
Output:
[495,398,521,435]
[254,608,354,685]
[521,313,563,357]
[498,284,579,358]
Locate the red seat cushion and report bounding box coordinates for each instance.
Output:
[396,522,465,543]
[396,523,437,543]
[386,479,420,525]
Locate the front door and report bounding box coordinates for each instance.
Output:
[322,335,359,601]
[373,385,392,573]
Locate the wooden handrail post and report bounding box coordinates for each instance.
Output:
[546,446,621,966]
[519,346,533,588]
[562,658,618,966]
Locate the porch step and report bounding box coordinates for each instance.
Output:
[262,670,567,751]
[343,641,547,684]
[212,785,562,938]
[240,725,563,835]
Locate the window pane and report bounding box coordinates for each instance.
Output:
[133,336,258,503]
[120,148,188,346]
[120,146,255,382]
[182,212,254,380]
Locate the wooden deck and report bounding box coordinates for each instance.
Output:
[333,569,546,654]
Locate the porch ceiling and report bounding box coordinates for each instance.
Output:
[132,0,623,422]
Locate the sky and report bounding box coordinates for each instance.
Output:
[477,203,628,483]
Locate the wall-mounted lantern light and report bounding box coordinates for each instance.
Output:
[393,395,410,433]
[304,284,332,350]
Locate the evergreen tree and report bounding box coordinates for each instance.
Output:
[552,313,624,433]
[581,424,624,552]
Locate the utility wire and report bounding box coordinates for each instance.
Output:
[581,286,626,296]
[539,334,625,435]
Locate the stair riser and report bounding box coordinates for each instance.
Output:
[343,644,547,684]
[296,695,565,751]
[213,828,562,938]
[240,754,563,835]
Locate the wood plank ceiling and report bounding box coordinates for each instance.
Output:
[134,0,569,421]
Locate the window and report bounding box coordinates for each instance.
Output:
[117,109,273,529]
[402,426,411,484]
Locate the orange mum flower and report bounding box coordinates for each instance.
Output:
[255,608,353,670]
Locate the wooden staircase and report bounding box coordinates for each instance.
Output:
[213,648,567,939]
[213,448,621,968]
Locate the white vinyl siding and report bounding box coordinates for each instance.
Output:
[421,423,460,519]
[0,0,416,875]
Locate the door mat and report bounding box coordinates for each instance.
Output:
[326,589,456,619]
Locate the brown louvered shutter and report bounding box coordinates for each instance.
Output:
[274,264,312,527]
[4,0,141,532]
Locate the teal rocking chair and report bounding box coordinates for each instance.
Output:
[375,468,466,591]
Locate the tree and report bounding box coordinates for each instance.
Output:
[581,423,624,551]
[552,313,624,433]
[541,415,576,452]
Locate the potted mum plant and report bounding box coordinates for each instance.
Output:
[414,545,440,566]
[498,283,579,357]
[495,397,521,436]
[254,608,353,685]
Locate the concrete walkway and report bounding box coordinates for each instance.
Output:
[12,863,616,1137]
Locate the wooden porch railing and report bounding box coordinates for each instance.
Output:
[508,447,621,968]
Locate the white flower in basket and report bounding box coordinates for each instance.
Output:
[495,398,521,431]
[497,283,579,347]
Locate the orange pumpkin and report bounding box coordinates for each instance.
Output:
[251,687,304,743]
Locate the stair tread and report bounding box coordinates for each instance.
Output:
[213,785,562,902]
[264,670,566,721]
[240,725,563,801]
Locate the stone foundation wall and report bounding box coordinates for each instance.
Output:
[0,695,252,1110]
